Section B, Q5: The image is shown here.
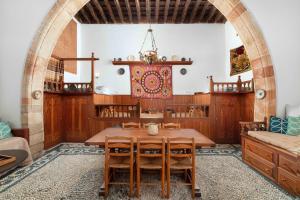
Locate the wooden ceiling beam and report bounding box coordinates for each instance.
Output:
[155,0,160,23]
[80,8,91,24]
[199,2,210,22]
[181,0,191,23]
[114,0,124,23]
[207,6,217,22]
[135,0,141,23]
[92,0,108,24]
[86,3,100,23]
[146,0,151,23]
[171,0,180,23]
[190,0,202,23]
[125,0,133,23]
[215,12,224,23]
[104,0,116,23]
[75,13,84,24]
[164,0,170,23]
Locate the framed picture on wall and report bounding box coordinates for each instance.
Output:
[230,45,252,76]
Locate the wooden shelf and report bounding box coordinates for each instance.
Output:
[112,61,193,65]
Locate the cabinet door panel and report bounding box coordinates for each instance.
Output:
[214,95,240,143]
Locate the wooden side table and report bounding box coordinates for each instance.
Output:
[0,150,28,176]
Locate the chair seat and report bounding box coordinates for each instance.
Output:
[139,157,163,169]
[169,157,192,169]
[109,156,131,168]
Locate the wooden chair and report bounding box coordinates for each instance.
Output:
[136,137,165,197]
[166,137,196,198]
[122,122,141,128]
[142,123,162,128]
[162,123,181,129]
[104,136,134,197]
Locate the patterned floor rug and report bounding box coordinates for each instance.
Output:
[0,144,296,200]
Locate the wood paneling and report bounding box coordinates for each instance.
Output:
[44,93,254,148]
[43,93,63,149]
[213,94,241,144]
[63,95,94,142]
[52,20,77,74]
[193,93,210,105]
[240,93,255,122]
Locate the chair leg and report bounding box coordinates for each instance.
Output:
[191,168,195,199]
[105,167,109,197]
[130,166,134,197]
[136,167,140,197]
[161,168,165,198]
[167,165,170,198]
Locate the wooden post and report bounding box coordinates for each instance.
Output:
[208,76,214,93]
[237,75,242,92]
[91,52,95,91]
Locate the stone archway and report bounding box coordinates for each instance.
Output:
[22,0,276,156]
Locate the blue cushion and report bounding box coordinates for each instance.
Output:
[287,116,300,136]
[269,116,288,134]
[0,121,12,140]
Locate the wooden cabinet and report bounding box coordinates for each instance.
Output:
[202,93,254,144]
[43,93,63,149]
[63,95,93,142]
[44,93,93,148]
[213,95,241,143]
[242,135,300,196]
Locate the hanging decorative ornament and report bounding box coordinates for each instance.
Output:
[139,25,159,65]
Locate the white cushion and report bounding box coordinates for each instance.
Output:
[285,104,300,117]
[248,131,300,155]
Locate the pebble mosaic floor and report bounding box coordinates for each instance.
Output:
[0,143,297,200]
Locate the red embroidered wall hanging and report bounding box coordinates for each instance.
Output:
[130,65,172,99]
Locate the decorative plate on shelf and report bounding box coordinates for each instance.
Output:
[180,68,187,75]
[118,68,125,75]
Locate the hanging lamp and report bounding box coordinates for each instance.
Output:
[138,24,158,64]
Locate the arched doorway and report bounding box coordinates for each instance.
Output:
[22,0,276,155]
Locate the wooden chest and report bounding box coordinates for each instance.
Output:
[242,135,300,197]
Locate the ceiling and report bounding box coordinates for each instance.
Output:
[75,0,227,24]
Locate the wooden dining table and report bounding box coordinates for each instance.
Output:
[85,127,215,147]
[85,127,215,197]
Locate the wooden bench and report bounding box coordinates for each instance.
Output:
[240,122,300,196]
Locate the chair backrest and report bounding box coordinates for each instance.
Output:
[167,137,195,160]
[122,122,141,128]
[143,123,162,128]
[137,137,165,159]
[162,123,181,129]
[105,136,134,159]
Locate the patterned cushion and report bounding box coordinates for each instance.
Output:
[269,116,288,134]
[287,116,300,136]
[0,121,12,140]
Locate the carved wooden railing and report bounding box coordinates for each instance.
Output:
[165,104,209,119]
[209,75,254,93]
[95,104,140,119]
[63,82,93,94]
[44,53,99,95]
[44,81,64,93]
